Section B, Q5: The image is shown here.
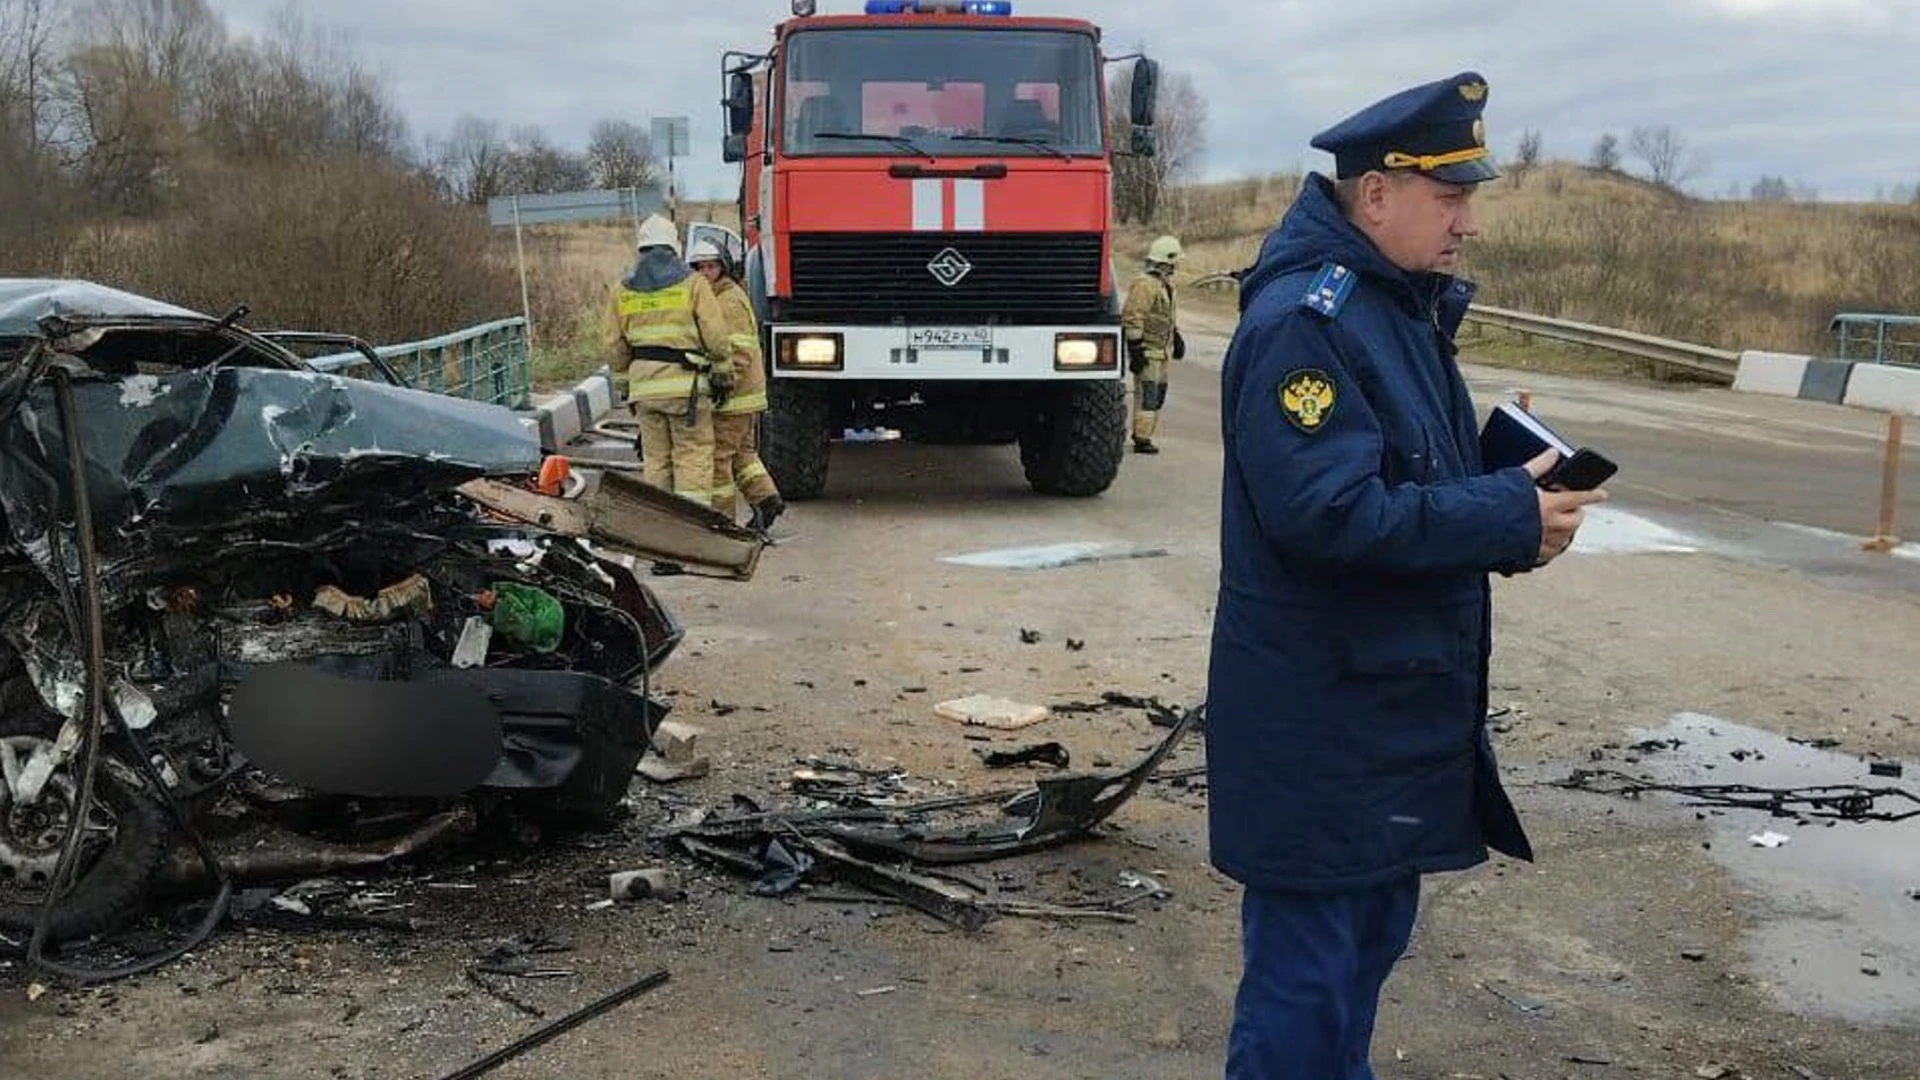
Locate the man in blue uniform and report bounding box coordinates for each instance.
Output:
[1208,73,1607,1079]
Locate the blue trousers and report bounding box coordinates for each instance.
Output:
[1226,877,1421,1080]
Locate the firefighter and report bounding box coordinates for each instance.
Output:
[612,215,733,508]
[688,237,786,532]
[1123,234,1185,454]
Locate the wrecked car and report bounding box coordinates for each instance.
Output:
[0,280,696,948]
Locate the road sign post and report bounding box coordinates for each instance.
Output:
[651,117,691,224]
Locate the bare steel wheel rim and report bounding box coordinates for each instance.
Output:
[0,734,120,900]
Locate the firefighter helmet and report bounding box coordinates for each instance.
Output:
[1147,235,1184,266]
[636,214,681,255]
[687,238,726,267]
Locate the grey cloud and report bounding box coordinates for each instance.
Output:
[215,0,1920,199]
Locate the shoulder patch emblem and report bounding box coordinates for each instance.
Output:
[1299,262,1356,318]
[1279,369,1336,433]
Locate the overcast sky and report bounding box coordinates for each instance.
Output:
[217,0,1920,201]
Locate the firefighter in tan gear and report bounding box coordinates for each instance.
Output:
[612,215,733,507]
[688,238,786,532]
[1122,235,1185,455]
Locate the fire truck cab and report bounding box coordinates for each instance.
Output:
[720,0,1160,499]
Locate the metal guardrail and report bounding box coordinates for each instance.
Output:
[308,317,531,408]
[1461,304,1739,383]
[1830,313,1920,369]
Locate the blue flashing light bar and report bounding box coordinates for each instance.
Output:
[865,1,1014,14]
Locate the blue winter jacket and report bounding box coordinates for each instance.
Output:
[1206,175,1541,892]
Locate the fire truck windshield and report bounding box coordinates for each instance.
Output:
[780,27,1102,158]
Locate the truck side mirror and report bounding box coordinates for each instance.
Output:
[726,72,754,137]
[1129,57,1159,128]
[723,133,748,163]
[1130,127,1158,159]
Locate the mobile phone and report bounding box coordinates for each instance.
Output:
[1537,448,1617,492]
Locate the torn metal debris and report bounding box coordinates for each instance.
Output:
[664,708,1199,926]
[1555,769,1920,823]
[977,742,1071,770]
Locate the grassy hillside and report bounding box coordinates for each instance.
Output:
[1131,163,1920,359]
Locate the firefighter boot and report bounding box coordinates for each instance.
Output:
[750,494,787,533]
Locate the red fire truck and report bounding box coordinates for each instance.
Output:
[715,0,1160,499]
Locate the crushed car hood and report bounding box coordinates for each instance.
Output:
[0,279,206,337]
[0,279,540,561]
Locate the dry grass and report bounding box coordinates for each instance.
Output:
[517,202,743,389]
[1131,162,1920,360]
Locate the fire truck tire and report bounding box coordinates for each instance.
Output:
[762,380,833,500]
[1020,381,1125,497]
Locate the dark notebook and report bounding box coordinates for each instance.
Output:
[1479,402,1617,491]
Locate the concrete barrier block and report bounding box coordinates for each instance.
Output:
[1797,358,1855,405]
[1843,363,1920,416]
[1733,351,1811,397]
[576,369,616,424]
[543,394,585,449]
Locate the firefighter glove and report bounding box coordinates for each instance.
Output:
[708,364,735,406]
[1126,338,1148,374]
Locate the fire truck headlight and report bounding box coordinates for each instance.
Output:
[781,334,843,369]
[792,0,817,15]
[1054,334,1113,370]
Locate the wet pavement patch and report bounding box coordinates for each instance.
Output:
[939,542,1170,570]
[1625,713,1919,1025]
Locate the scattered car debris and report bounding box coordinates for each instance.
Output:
[1869,761,1905,779]
[666,709,1199,925]
[609,868,683,902]
[1554,770,1920,822]
[1788,737,1844,750]
[1065,639,1086,652]
[1748,831,1793,849]
[1051,691,1198,730]
[438,968,670,1080]
[1018,628,1044,644]
[977,742,1071,770]
[935,695,1051,731]
[1480,981,1555,1019]
[857,985,898,998]
[473,935,576,979]
[636,721,712,784]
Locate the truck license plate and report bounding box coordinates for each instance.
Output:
[909,327,992,349]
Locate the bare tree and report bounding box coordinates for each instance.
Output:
[431,113,508,204]
[586,118,655,190]
[54,0,226,211]
[1750,175,1790,202]
[1,0,63,153]
[1628,125,1705,191]
[197,10,403,166]
[499,124,590,195]
[1507,128,1542,188]
[1108,64,1208,224]
[1589,132,1620,173]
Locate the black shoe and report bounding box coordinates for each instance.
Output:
[750,495,787,532]
[1133,439,1160,455]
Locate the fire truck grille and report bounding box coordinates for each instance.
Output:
[784,232,1107,323]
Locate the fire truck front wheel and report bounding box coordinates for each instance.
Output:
[1019,381,1126,498]
[762,379,834,500]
